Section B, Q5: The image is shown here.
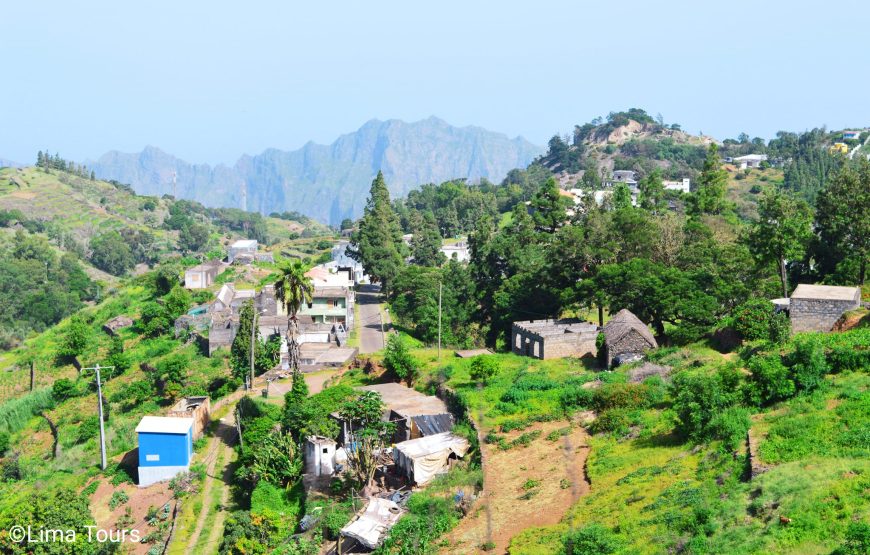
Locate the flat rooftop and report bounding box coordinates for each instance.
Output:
[136,416,193,435]
[231,239,258,248]
[357,382,448,417]
[791,284,861,302]
[513,318,598,337]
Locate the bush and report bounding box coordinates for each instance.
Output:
[469,355,499,384]
[52,378,81,401]
[828,346,870,373]
[109,490,129,510]
[788,338,828,393]
[707,406,751,451]
[747,354,795,406]
[732,299,778,342]
[839,521,870,555]
[564,523,621,555]
[671,366,743,442]
[384,334,419,385]
[589,409,632,435]
[592,383,653,412]
[76,416,101,444]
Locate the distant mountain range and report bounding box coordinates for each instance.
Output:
[0,158,22,168]
[90,117,542,225]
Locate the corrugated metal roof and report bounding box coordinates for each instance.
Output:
[136,416,193,435]
[412,414,454,436]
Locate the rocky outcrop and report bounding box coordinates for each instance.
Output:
[90,117,542,225]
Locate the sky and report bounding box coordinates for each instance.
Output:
[2,0,869,166]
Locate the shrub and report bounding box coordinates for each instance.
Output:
[564,523,621,555]
[787,338,829,393]
[747,354,795,406]
[828,346,870,373]
[560,385,594,411]
[706,406,751,451]
[589,409,632,435]
[592,383,653,412]
[52,378,81,401]
[732,299,778,342]
[0,432,9,455]
[839,521,870,555]
[109,490,129,509]
[671,366,743,442]
[384,334,419,385]
[469,355,499,384]
[76,416,101,444]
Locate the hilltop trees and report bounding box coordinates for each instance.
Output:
[531,178,570,233]
[637,168,666,213]
[350,172,406,292]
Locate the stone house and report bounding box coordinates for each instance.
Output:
[103,315,134,336]
[788,284,861,332]
[227,240,258,264]
[602,309,658,367]
[167,396,211,440]
[511,319,599,360]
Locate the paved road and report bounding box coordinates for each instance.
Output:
[357,284,387,354]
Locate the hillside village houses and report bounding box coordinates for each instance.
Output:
[511,318,599,360]
[184,259,224,289]
[842,130,862,141]
[227,239,274,264]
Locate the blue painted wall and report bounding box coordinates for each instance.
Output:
[138,430,193,467]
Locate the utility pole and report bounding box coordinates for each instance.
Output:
[29,361,34,392]
[249,308,265,394]
[437,281,443,361]
[83,364,113,470]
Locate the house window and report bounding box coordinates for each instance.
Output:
[145,454,160,462]
[322,448,329,454]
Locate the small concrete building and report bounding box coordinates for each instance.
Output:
[440,241,471,263]
[136,416,194,487]
[663,178,691,194]
[184,260,223,289]
[788,284,862,332]
[305,436,337,477]
[168,396,211,440]
[602,309,658,367]
[228,239,258,264]
[511,319,599,360]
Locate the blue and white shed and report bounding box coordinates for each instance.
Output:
[136,416,194,487]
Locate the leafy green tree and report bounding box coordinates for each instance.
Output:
[105,335,130,376]
[339,391,394,494]
[530,178,569,233]
[340,218,354,230]
[139,301,171,337]
[350,171,406,292]
[748,189,812,297]
[89,231,134,275]
[637,168,666,213]
[840,522,870,555]
[231,300,269,383]
[410,211,445,266]
[164,286,192,321]
[815,159,870,284]
[731,298,781,342]
[611,182,633,211]
[151,353,188,399]
[178,223,210,254]
[384,334,419,384]
[0,487,103,554]
[581,158,602,189]
[690,144,728,215]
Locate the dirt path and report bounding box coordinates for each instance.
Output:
[442,421,591,554]
[199,429,236,553]
[181,418,237,555]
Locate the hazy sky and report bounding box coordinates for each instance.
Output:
[2,1,868,165]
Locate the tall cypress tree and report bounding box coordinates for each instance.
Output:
[690,144,728,215]
[411,211,444,266]
[350,171,405,292]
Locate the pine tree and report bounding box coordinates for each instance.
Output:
[530,178,569,233]
[638,168,666,214]
[612,182,633,211]
[816,159,870,284]
[90,170,95,181]
[691,144,728,215]
[36,151,44,168]
[349,171,405,292]
[411,211,444,266]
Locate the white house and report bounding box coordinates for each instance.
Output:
[842,130,862,141]
[440,241,470,263]
[228,240,258,264]
[663,178,691,194]
[733,154,768,169]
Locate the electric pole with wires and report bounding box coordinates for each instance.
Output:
[82,364,113,470]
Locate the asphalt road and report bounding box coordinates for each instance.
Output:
[356,284,386,354]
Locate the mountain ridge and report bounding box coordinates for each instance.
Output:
[90,117,543,225]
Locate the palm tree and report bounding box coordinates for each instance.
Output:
[273,260,314,397]
[274,259,314,323]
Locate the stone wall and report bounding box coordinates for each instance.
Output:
[790,298,860,332]
[607,330,655,367]
[511,321,597,360]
